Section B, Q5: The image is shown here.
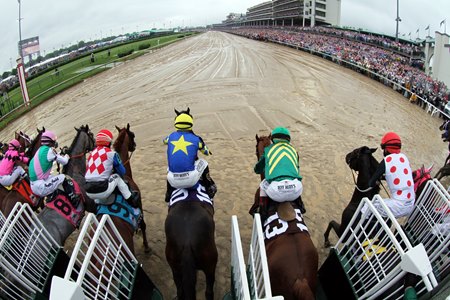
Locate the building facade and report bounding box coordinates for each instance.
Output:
[214,0,341,28]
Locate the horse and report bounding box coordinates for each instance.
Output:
[252,134,318,300]
[323,146,381,248]
[95,123,150,254]
[37,125,96,246]
[165,109,218,300]
[0,128,46,217]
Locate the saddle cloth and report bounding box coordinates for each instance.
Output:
[169,184,213,208]
[263,208,309,242]
[96,194,141,230]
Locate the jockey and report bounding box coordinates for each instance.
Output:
[366,131,415,218]
[0,139,29,186]
[85,129,139,207]
[254,127,306,213]
[29,130,78,204]
[163,110,217,202]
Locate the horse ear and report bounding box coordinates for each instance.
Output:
[115,125,121,132]
[187,107,190,114]
[256,134,259,141]
[370,147,377,153]
[127,123,130,130]
[174,108,180,115]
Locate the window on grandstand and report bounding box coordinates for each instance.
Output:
[316,3,326,9]
[316,10,326,17]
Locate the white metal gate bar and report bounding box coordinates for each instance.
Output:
[0,202,61,299]
[63,213,138,300]
[231,215,251,300]
[248,213,273,299]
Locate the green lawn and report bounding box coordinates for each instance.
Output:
[0,32,196,130]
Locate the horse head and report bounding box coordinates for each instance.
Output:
[174,107,191,117]
[62,125,95,181]
[255,134,271,159]
[14,131,31,151]
[114,124,136,176]
[412,164,433,198]
[25,127,45,159]
[346,145,380,195]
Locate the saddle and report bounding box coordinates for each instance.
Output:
[3,177,40,208]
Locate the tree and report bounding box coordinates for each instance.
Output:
[1,71,11,79]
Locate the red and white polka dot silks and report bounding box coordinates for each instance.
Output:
[384,153,415,201]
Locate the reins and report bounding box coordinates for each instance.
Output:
[122,150,134,166]
[351,169,388,194]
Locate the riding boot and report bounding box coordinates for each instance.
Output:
[201,166,217,199]
[259,196,269,224]
[126,190,140,208]
[165,181,174,203]
[62,178,80,207]
[296,195,306,214]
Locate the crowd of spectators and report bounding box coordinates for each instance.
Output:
[223,27,449,119]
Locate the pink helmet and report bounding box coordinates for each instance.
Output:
[8,139,20,150]
[41,130,57,146]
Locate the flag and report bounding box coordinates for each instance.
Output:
[416,28,419,33]
[408,32,411,36]
[441,19,446,27]
[425,25,430,30]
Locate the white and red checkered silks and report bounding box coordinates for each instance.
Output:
[85,130,132,202]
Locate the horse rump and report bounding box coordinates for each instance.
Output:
[165,201,217,300]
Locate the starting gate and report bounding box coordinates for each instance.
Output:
[50,213,162,300]
[0,202,68,300]
[227,214,283,300]
[319,195,439,300]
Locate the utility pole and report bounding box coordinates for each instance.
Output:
[395,0,401,41]
[17,0,24,62]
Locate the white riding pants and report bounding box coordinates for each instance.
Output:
[260,179,303,202]
[361,197,415,218]
[31,174,66,197]
[167,159,208,189]
[0,166,26,186]
[86,174,132,204]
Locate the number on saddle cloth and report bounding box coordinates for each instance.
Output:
[168,183,213,207]
[46,180,85,228]
[96,194,142,230]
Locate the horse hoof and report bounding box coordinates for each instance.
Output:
[144,246,152,254]
[324,241,331,248]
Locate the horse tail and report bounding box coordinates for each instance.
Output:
[292,278,314,300]
[181,245,197,299]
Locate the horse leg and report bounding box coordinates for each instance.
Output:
[139,218,151,253]
[324,220,340,248]
[203,249,217,300]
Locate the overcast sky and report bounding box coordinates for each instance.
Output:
[1,0,449,74]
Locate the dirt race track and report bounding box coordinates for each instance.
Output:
[0,31,447,299]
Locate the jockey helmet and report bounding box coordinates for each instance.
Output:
[96,129,113,146]
[271,126,291,142]
[41,131,58,146]
[174,113,193,130]
[381,131,401,154]
[8,139,21,150]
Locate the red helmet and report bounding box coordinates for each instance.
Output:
[8,139,20,150]
[381,132,401,154]
[96,129,113,146]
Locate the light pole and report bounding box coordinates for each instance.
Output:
[395,0,401,41]
[17,0,24,62]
